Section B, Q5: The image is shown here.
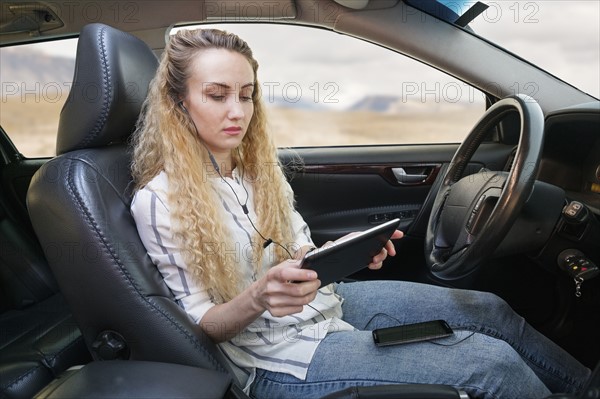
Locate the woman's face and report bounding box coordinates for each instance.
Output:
[182,48,255,157]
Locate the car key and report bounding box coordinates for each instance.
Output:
[558,249,600,297]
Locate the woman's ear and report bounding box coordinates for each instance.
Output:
[179,100,189,114]
[178,94,187,109]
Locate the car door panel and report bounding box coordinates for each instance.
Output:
[281,143,514,244]
[279,142,514,282]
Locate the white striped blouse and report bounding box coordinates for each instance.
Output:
[130,170,354,389]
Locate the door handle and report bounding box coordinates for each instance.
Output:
[392,167,428,184]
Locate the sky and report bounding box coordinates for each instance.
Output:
[26,0,600,102]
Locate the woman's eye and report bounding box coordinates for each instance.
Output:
[240,96,253,102]
[209,95,225,101]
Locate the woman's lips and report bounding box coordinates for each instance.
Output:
[223,126,242,135]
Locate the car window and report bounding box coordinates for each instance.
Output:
[468,1,599,99]
[0,24,487,156]
[0,39,77,158]
[173,24,486,147]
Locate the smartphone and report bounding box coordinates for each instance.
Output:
[372,320,453,346]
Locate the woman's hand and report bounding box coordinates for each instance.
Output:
[251,259,321,317]
[367,230,404,270]
[326,229,404,271]
[200,259,319,342]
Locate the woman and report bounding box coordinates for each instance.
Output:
[130,28,590,399]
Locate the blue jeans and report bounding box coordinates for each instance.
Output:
[250,281,591,399]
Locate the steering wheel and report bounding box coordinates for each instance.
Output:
[425,94,545,279]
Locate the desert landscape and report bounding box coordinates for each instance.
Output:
[1,97,65,158]
[1,45,484,158]
[267,105,482,147]
[1,95,482,158]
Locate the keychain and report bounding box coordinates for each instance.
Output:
[558,249,599,298]
[574,277,584,298]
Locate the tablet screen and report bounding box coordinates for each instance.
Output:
[300,218,400,287]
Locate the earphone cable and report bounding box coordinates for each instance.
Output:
[238,158,294,259]
[186,114,321,317]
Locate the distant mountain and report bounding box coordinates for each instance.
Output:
[0,47,75,94]
[263,94,324,111]
[348,95,401,113]
[348,94,476,114]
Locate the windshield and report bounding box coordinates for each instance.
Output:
[410,0,599,99]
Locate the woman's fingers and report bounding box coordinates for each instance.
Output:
[257,260,321,316]
[262,230,407,313]
[273,260,318,285]
[368,230,404,269]
[391,230,404,240]
[386,230,404,256]
[262,281,320,316]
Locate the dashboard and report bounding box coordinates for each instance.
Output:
[537,105,600,213]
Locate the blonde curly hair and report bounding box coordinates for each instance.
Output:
[131,28,296,303]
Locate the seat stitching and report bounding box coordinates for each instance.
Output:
[0,311,84,390]
[40,335,87,378]
[80,26,111,148]
[63,158,225,372]
[1,364,42,391]
[64,153,129,205]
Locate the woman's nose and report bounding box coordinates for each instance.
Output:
[227,97,245,120]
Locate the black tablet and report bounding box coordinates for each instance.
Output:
[301,218,401,287]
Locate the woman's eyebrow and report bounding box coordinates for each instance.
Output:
[205,82,254,90]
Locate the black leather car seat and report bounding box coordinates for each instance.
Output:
[27,22,235,376]
[26,22,468,399]
[0,191,91,398]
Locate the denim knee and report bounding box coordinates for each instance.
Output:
[465,337,551,398]
[451,290,523,332]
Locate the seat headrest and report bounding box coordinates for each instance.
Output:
[56,23,159,155]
